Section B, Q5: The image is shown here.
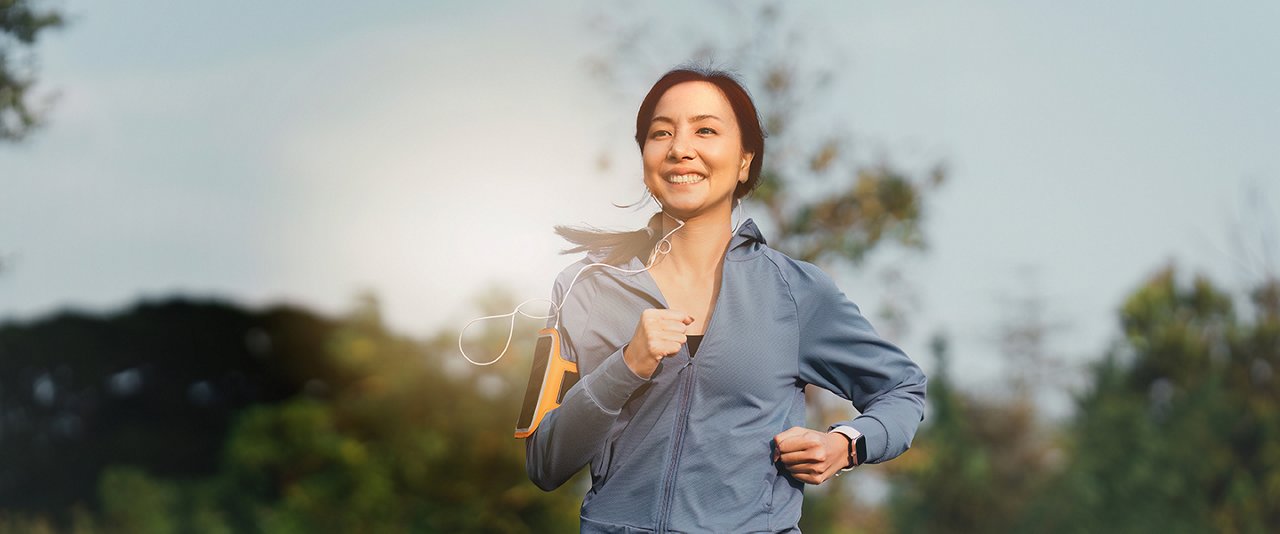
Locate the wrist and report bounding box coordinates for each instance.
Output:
[829,426,864,474]
[827,432,851,468]
[621,343,657,378]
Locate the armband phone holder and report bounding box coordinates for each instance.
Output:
[514,327,579,439]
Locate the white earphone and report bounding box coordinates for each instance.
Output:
[458,210,686,366]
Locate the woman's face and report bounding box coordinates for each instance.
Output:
[642,81,754,220]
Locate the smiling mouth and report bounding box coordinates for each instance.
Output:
[666,173,705,184]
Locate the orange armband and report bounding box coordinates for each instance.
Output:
[514,328,579,439]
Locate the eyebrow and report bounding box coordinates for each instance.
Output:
[650,114,724,125]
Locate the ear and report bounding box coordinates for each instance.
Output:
[738,151,755,183]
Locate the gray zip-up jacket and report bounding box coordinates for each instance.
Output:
[526,219,926,533]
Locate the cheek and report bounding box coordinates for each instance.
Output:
[642,145,666,172]
[705,145,740,174]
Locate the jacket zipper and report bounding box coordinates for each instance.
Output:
[655,269,726,532]
[637,250,730,532]
[656,357,695,533]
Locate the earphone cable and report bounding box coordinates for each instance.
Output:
[458,213,685,366]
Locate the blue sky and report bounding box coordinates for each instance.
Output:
[3,1,1278,410]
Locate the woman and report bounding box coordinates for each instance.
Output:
[526,67,926,533]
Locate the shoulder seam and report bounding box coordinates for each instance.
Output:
[761,252,803,382]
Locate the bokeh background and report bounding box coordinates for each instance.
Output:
[3,1,1279,532]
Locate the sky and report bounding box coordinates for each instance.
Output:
[3,1,1279,413]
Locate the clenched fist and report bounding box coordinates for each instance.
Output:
[623,308,695,378]
[772,426,851,485]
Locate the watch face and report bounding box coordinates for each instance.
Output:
[855,435,868,465]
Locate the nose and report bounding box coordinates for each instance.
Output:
[667,132,695,161]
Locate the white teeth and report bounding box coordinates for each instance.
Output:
[667,173,705,184]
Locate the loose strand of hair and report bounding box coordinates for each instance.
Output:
[553,212,663,265]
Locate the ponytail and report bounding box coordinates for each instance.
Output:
[553,212,663,266]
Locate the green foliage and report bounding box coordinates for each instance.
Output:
[206,293,585,532]
[888,336,1053,534]
[98,467,178,534]
[0,293,583,532]
[64,466,232,534]
[1021,268,1280,533]
[224,400,399,532]
[886,268,1280,534]
[0,0,64,141]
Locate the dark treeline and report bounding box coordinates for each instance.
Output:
[1,268,1277,533]
[0,294,584,532]
[0,299,339,517]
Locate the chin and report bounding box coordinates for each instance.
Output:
[655,195,704,214]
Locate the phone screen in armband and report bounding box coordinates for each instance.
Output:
[514,327,579,439]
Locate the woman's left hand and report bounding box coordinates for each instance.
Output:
[772,426,849,485]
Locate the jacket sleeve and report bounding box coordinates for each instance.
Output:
[794,264,927,464]
[524,272,650,491]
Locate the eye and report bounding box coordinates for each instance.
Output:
[697,127,717,135]
[650,130,671,139]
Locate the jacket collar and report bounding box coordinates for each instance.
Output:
[601,218,768,304]
[728,218,766,258]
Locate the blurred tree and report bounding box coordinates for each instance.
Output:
[0,298,339,525]
[97,467,179,534]
[1,0,64,142]
[1022,267,1280,532]
[887,334,1057,534]
[213,292,583,533]
[993,267,1074,403]
[0,292,585,532]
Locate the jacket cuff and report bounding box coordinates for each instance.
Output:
[583,344,649,414]
[832,416,888,464]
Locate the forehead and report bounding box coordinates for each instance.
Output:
[652,81,737,124]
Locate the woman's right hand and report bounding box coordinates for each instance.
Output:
[623,308,695,378]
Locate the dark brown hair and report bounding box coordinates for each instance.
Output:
[555,66,767,264]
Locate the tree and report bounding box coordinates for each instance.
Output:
[196,292,581,533]
[0,297,340,524]
[887,334,1057,534]
[1,0,64,142]
[0,292,586,533]
[1023,267,1280,532]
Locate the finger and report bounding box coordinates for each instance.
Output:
[779,449,822,465]
[655,331,687,345]
[661,341,684,357]
[651,340,681,358]
[783,462,824,476]
[651,309,694,322]
[785,461,832,480]
[657,318,691,334]
[655,310,696,328]
[776,435,821,454]
[797,473,827,485]
[645,338,679,358]
[773,426,809,448]
[774,428,817,452]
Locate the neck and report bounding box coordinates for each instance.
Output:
[655,204,734,276]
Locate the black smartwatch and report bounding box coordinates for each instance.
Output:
[852,433,867,466]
